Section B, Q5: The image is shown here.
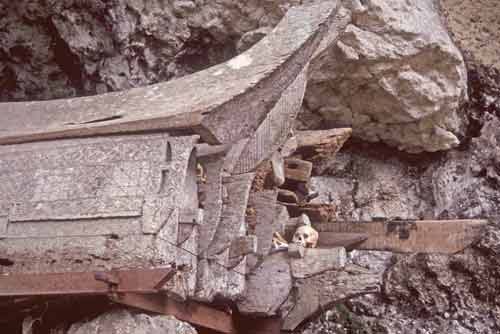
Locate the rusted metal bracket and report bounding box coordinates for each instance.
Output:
[0,268,174,297]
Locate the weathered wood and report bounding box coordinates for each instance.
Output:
[235,315,282,334]
[313,219,488,254]
[207,173,254,256]
[277,189,299,204]
[228,236,257,268]
[0,234,181,274]
[0,216,8,237]
[318,232,369,248]
[281,128,351,158]
[281,136,299,158]
[284,158,313,183]
[295,128,352,150]
[232,65,309,174]
[0,134,198,275]
[179,208,203,225]
[223,139,249,174]
[248,191,279,257]
[195,143,230,158]
[0,2,339,146]
[0,268,174,297]
[9,197,144,222]
[289,214,311,227]
[281,264,382,331]
[290,247,346,278]
[288,243,305,258]
[237,253,292,316]
[177,208,203,245]
[113,292,236,334]
[195,250,247,303]
[270,152,285,186]
[197,156,224,254]
[285,203,337,223]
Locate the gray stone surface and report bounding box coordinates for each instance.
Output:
[67,309,197,334]
[304,0,468,153]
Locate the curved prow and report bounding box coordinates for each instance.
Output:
[0,1,339,145]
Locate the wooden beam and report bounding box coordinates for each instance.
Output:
[294,128,352,149]
[0,2,341,146]
[314,219,488,254]
[318,232,368,248]
[112,293,236,334]
[0,268,174,297]
[234,314,282,334]
[284,158,312,183]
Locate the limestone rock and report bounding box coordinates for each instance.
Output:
[67,309,197,334]
[430,114,500,219]
[441,0,500,70]
[305,0,468,153]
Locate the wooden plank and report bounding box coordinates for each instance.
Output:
[0,268,173,297]
[232,64,309,174]
[313,219,488,254]
[248,191,279,256]
[235,315,282,334]
[177,209,203,245]
[0,216,7,237]
[277,189,299,204]
[113,292,236,334]
[4,218,143,238]
[237,253,292,316]
[295,128,352,148]
[281,264,381,331]
[285,203,336,223]
[0,233,180,275]
[0,2,340,146]
[318,232,369,248]
[284,158,312,183]
[207,173,254,256]
[229,236,258,259]
[270,152,285,186]
[195,143,230,157]
[288,243,305,258]
[197,156,225,254]
[9,197,144,222]
[290,247,346,278]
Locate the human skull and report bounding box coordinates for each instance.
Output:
[292,225,319,248]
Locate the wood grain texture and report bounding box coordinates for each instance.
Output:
[314,220,488,254]
[0,2,340,145]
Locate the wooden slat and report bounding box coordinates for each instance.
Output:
[284,158,312,183]
[295,128,352,148]
[9,197,144,222]
[0,268,173,297]
[314,219,488,254]
[207,173,254,256]
[290,247,346,278]
[318,232,368,248]
[113,292,236,334]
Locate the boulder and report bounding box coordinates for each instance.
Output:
[305,0,468,153]
[67,309,197,334]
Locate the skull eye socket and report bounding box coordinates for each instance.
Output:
[303,233,309,238]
